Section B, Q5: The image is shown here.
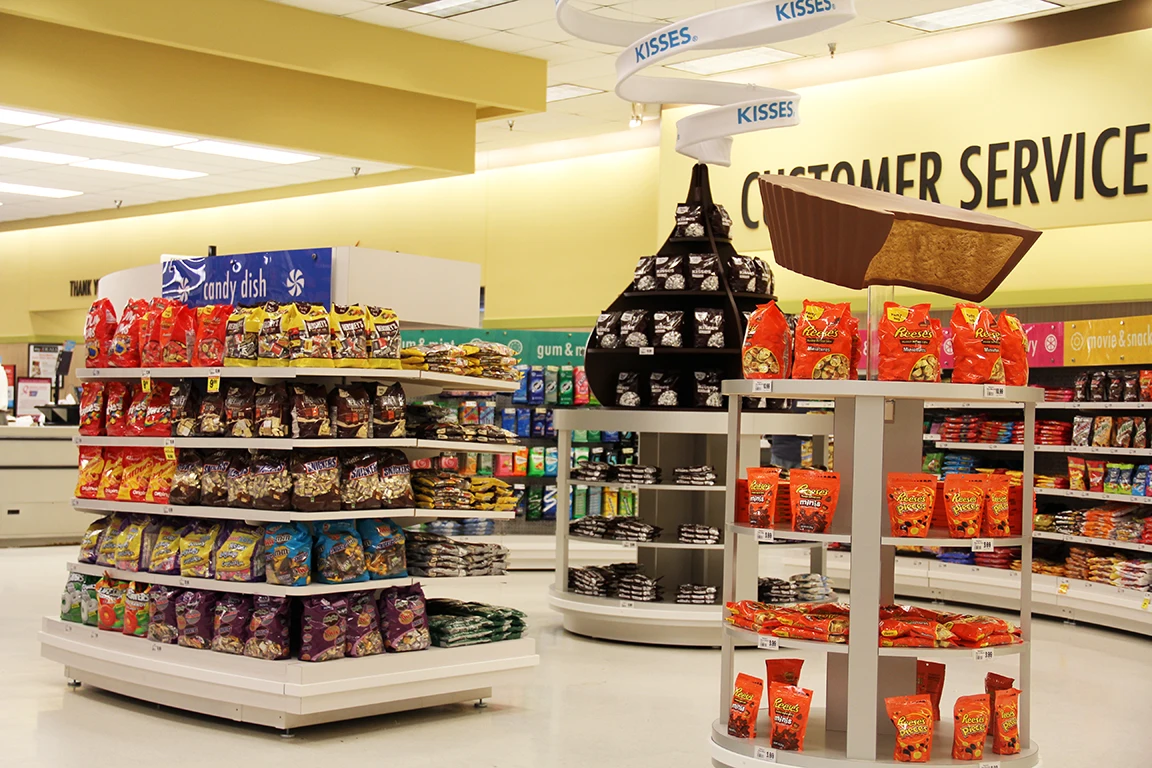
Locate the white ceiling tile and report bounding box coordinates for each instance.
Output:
[531,43,601,64]
[508,18,573,43]
[462,0,560,30]
[856,0,975,21]
[343,3,436,27]
[408,18,493,41]
[773,20,925,56]
[270,0,382,16]
[468,31,553,53]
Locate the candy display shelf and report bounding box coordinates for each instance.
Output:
[74,435,520,454]
[925,400,1152,411]
[930,441,1152,457]
[1034,487,1152,504]
[551,408,834,647]
[77,366,520,393]
[722,624,1028,660]
[714,380,1044,766]
[1032,530,1152,553]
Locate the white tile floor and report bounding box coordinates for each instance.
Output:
[4,545,1152,766]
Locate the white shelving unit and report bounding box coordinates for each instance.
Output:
[550,409,834,647]
[713,380,1044,767]
[43,364,539,730]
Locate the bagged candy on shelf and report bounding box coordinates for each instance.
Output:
[594,311,622,349]
[292,451,341,511]
[200,450,231,507]
[1090,370,1108,401]
[379,449,414,509]
[916,660,946,721]
[146,585,180,644]
[1134,417,1147,449]
[94,515,129,567]
[77,516,109,563]
[358,518,407,579]
[654,254,685,290]
[878,302,941,382]
[886,473,936,537]
[244,595,291,660]
[139,382,174,437]
[728,255,758,293]
[215,524,265,582]
[79,576,100,626]
[950,303,1004,385]
[197,388,225,436]
[632,255,656,291]
[769,682,813,752]
[753,256,774,295]
[314,520,368,584]
[330,305,369,368]
[289,302,334,367]
[650,371,680,407]
[742,301,790,378]
[620,309,650,348]
[84,298,118,368]
[943,474,986,538]
[654,310,685,347]
[792,300,852,380]
[114,513,155,571]
[149,521,182,574]
[169,449,202,506]
[1115,416,1134,448]
[264,522,312,587]
[226,452,254,508]
[300,595,348,662]
[158,302,195,366]
[75,447,105,500]
[176,589,218,649]
[380,583,430,652]
[170,381,200,437]
[108,298,148,368]
[953,694,991,761]
[193,304,231,367]
[330,384,371,438]
[998,312,1029,386]
[255,382,289,438]
[341,451,383,510]
[1067,456,1087,491]
[372,382,407,438]
[886,694,934,762]
[983,475,1012,537]
[694,370,723,408]
[95,575,128,632]
[746,466,782,529]
[688,254,721,291]
[97,451,126,502]
[140,298,177,369]
[122,583,150,638]
[346,591,384,657]
[211,593,251,654]
[224,306,258,367]
[366,306,401,369]
[104,381,132,436]
[1086,459,1106,492]
[292,384,332,438]
[992,688,1022,755]
[616,372,641,407]
[1092,416,1113,447]
[251,451,292,511]
[256,301,294,366]
[125,387,149,435]
[224,380,256,438]
[60,573,87,623]
[180,520,223,578]
[765,658,804,686]
[1071,415,1092,446]
[726,673,763,738]
[790,469,841,534]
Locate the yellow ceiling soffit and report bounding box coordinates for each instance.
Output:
[0,0,546,116]
[0,14,480,173]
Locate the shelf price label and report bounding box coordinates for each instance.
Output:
[752,380,774,394]
[1141,596,1150,611]
[979,762,1001,768]
[753,746,778,762]
[72,435,82,445]
[63,624,73,633]
[151,643,164,653]
[207,370,221,393]
[88,630,100,640]
[638,347,655,356]
[163,438,177,461]
[970,538,994,553]
[162,506,174,516]
[755,528,776,543]
[621,541,637,549]
[619,600,635,610]
[973,648,995,661]
[178,577,192,587]
[70,498,80,507]
[1058,578,1071,595]
[757,636,780,651]
[141,371,152,393]
[620,483,640,493]
[983,384,1006,399]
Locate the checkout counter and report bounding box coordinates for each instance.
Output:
[0,426,84,545]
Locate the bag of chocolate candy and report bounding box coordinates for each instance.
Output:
[620,310,650,348]
[594,311,623,349]
[655,255,685,290]
[654,310,684,347]
[632,256,657,291]
[695,308,725,348]
[617,372,642,407]
[650,371,680,407]
[688,254,721,291]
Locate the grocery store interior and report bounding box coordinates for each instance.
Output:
[2,0,1151,766]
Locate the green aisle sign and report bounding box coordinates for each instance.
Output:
[400,329,589,367]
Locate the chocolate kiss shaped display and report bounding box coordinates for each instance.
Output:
[584,164,778,409]
[757,175,1041,302]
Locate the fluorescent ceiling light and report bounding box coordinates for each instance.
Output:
[0,146,87,165]
[175,140,318,164]
[0,181,82,198]
[546,84,605,103]
[0,107,59,127]
[388,0,513,18]
[666,47,801,75]
[72,159,208,180]
[38,119,193,147]
[894,0,1059,32]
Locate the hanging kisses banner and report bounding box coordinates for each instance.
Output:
[161,248,333,308]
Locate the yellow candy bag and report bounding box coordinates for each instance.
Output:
[331,304,369,369]
[215,525,265,582]
[224,306,257,367]
[289,302,334,367]
[366,306,401,369]
[180,520,223,578]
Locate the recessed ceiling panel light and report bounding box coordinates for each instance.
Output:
[894,0,1059,32]
[546,84,605,103]
[0,181,82,198]
[72,159,208,180]
[388,0,513,19]
[0,107,59,127]
[666,47,801,75]
[38,119,193,146]
[175,140,319,164]
[0,146,88,165]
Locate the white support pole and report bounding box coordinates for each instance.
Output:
[1020,400,1035,748]
[555,426,573,592]
[719,392,743,723]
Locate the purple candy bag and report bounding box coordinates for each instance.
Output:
[299,595,347,663]
[346,591,384,657]
[175,589,217,649]
[146,585,181,644]
[244,595,291,660]
[211,593,251,655]
[380,583,430,653]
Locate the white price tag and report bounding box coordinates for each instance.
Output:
[752,380,774,393]
[621,541,637,549]
[755,528,776,543]
[178,577,191,587]
[971,538,994,552]
[621,483,640,492]
[88,630,100,640]
[973,648,995,661]
[89,369,102,377]
[638,347,655,356]
[70,498,80,507]
[753,746,778,762]
[66,562,77,572]
[758,636,780,651]
[619,600,635,609]
[207,367,222,377]
[63,624,73,633]
[979,762,1001,768]
[983,384,1006,399]
[151,643,164,653]
[162,506,173,516]
[72,435,81,445]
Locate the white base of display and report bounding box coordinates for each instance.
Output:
[710,718,1041,767]
[548,586,726,646]
[39,617,538,730]
[779,552,1152,636]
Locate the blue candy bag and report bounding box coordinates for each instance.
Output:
[314,521,369,584]
[264,522,312,586]
[357,518,408,579]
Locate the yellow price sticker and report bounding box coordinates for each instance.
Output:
[1141,596,1150,611]
[1058,580,1070,595]
[164,446,176,461]
[141,375,152,393]
[207,377,220,393]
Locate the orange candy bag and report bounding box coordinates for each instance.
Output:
[982,475,1012,537]
[768,682,813,752]
[916,660,946,721]
[792,300,853,380]
[886,473,937,537]
[943,474,986,538]
[727,673,764,738]
[743,301,791,379]
[953,694,992,760]
[84,298,117,368]
[747,466,782,529]
[886,694,935,762]
[998,311,1029,387]
[789,469,840,534]
[878,302,942,382]
[765,658,804,686]
[951,303,1004,385]
[992,688,1022,755]
[108,298,149,368]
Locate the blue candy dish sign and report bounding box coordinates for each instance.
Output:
[161,248,333,307]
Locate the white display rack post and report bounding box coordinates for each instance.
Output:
[550,408,833,647]
[712,380,1043,767]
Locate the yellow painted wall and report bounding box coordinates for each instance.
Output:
[0,147,661,342]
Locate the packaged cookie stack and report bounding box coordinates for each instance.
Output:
[567,563,639,598]
[614,464,662,486]
[757,577,796,604]
[676,584,719,605]
[674,465,718,486]
[412,469,474,510]
[790,573,833,602]
[426,599,528,648]
[678,524,721,545]
[617,573,664,603]
[405,531,508,578]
